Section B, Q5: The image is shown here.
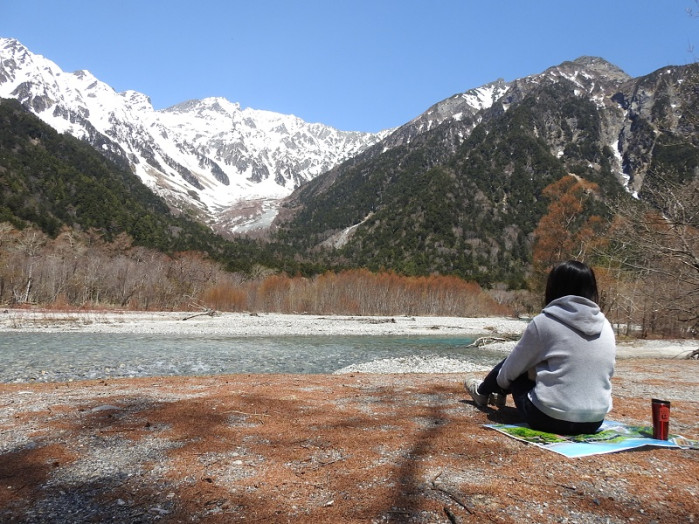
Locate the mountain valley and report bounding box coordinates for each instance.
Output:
[1,37,697,286]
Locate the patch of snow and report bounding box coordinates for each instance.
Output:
[612,140,638,198]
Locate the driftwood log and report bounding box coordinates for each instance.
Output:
[467,334,519,348]
[182,308,217,321]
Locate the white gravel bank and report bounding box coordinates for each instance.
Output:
[0,310,526,337]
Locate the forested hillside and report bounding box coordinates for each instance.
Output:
[0,99,504,316]
[273,61,698,290]
[0,98,272,273]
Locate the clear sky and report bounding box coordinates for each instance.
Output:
[2,1,696,132]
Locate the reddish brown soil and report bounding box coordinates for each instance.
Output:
[0,359,697,523]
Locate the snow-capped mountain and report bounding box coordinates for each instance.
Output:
[379,79,510,150]
[5,37,690,245]
[0,37,391,234]
[274,55,697,278]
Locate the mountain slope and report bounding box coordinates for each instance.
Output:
[2,38,696,284]
[273,58,698,284]
[0,98,272,272]
[0,37,389,234]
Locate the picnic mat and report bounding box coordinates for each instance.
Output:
[485,420,698,458]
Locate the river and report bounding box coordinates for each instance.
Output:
[0,332,504,383]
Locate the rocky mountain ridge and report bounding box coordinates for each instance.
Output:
[0,37,390,234]
[272,57,697,282]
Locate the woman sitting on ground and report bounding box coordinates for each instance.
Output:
[466,260,616,435]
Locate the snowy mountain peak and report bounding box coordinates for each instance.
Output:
[0,38,389,234]
[167,96,242,115]
[538,56,631,95]
[0,37,31,64]
[120,90,154,112]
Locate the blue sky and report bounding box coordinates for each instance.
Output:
[2,1,696,132]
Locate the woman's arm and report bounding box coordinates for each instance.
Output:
[496,320,543,389]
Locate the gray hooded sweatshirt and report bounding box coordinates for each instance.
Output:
[496,295,616,423]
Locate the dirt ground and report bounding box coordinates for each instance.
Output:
[0,359,697,523]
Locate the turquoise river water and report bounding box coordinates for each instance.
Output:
[0,333,505,383]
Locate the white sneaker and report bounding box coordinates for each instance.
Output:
[465,379,488,407]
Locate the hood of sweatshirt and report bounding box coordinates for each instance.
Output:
[542,295,606,336]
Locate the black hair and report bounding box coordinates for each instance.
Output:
[544,260,599,306]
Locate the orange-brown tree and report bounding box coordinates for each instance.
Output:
[531,174,607,285]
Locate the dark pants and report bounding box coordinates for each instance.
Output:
[478,359,603,435]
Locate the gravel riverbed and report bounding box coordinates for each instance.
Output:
[0,310,696,523]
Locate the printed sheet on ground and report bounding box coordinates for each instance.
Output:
[484,420,698,458]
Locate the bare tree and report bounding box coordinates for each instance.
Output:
[13,228,47,303]
[603,175,698,335]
